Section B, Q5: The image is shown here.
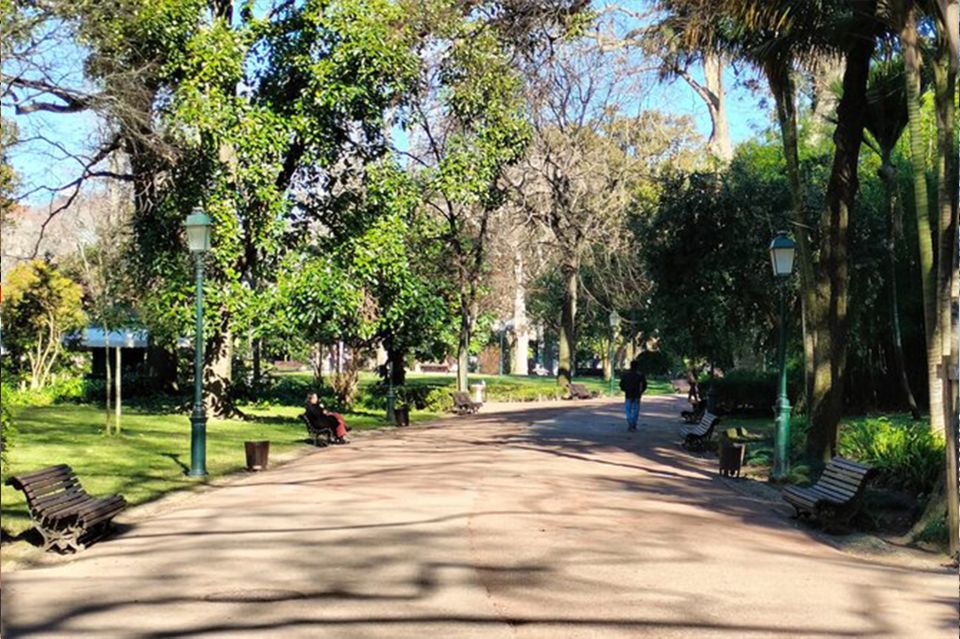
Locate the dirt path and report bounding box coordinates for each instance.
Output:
[2,396,956,638]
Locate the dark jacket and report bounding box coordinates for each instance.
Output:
[305,403,336,430]
[619,370,648,399]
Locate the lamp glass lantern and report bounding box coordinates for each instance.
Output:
[768,231,796,278]
[185,210,212,253]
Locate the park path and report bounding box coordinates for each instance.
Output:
[1,395,957,638]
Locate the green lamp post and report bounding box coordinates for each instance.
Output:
[769,231,796,481]
[608,310,620,395]
[386,358,396,425]
[186,209,212,477]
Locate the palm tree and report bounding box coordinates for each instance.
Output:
[661,0,884,460]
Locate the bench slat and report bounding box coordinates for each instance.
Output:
[807,485,854,503]
[42,495,98,520]
[77,497,127,525]
[821,466,866,480]
[816,478,859,497]
[32,488,88,512]
[19,471,79,493]
[8,464,72,485]
[830,457,872,474]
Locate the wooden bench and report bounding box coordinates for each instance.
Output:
[451,391,481,415]
[567,383,596,400]
[679,412,720,450]
[681,399,706,423]
[299,413,335,446]
[6,464,127,553]
[782,457,875,528]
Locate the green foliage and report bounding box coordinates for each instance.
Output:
[913,514,948,545]
[708,370,775,414]
[633,351,675,376]
[838,416,944,494]
[0,402,413,539]
[635,146,788,367]
[1,260,86,387]
[0,393,16,480]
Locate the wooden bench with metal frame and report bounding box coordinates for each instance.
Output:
[451,391,481,415]
[782,457,875,529]
[679,412,720,451]
[567,383,596,400]
[299,413,335,446]
[6,464,126,553]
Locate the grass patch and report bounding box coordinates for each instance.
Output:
[0,402,439,539]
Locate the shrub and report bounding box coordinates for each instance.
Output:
[360,384,451,412]
[705,369,776,414]
[0,396,16,480]
[421,387,453,412]
[838,416,945,494]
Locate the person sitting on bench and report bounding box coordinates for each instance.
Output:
[305,393,349,444]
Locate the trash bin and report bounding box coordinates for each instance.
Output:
[244,440,270,471]
[718,437,745,478]
[470,382,485,404]
[395,406,410,427]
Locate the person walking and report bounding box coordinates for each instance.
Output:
[619,360,648,431]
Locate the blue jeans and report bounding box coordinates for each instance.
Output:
[624,398,641,428]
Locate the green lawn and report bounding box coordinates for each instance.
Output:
[1,372,669,542]
[274,371,674,400]
[0,403,438,539]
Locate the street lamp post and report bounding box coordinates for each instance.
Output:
[608,310,620,395]
[386,359,396,424]
[769,231,796,481]
[185,209,212,477]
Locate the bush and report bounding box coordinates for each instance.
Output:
[359,384,451,412]
[838,416,945,494]
[0,396,16,480]
[706,369,776,414]
[483,382,563,402]
[420,387,453,412]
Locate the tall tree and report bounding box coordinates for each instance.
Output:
[515,45,650,387]
[666,0,883,459]
[400,13,530,391]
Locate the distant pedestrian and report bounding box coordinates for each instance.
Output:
[619,360,648,432]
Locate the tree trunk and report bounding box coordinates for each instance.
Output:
[932,9,958,554]
[511,246,529,375]
[456,301,471,392]
[388,346,406,386]
[104,323,112,435]
[602,343,612,383]
[114,346,122,434]
[808,57,845,146]
[557,258,578,388]
[252,337,262,394]
[204,327,234,417]
[702,52,733,163]
[806,11,875,460]
[902,3,944,433]
[879,160,922,419]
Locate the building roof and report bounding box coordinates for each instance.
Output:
[70,328,149,349]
